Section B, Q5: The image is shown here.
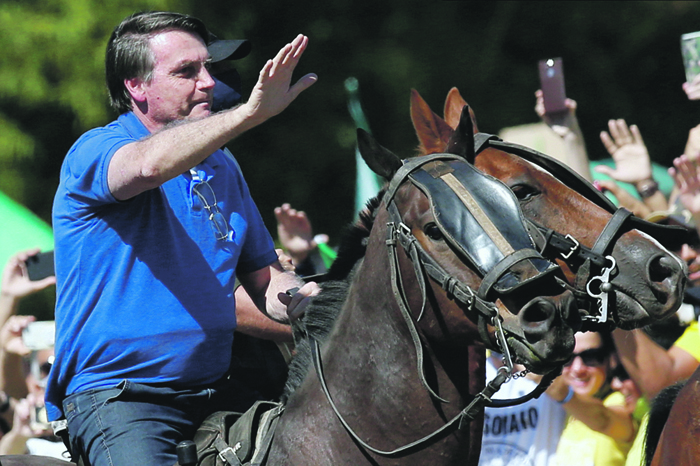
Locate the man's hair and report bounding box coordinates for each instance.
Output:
[106,11,210,114]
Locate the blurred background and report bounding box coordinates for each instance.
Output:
[3,0,700,315]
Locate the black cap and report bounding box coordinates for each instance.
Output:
[208,34,251,63]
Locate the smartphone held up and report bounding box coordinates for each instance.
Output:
[682,31,700,83]
[24,250,55,281]
[538,57,567,116]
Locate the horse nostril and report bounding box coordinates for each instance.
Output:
[648,254,684,304]
[520,304,549,323]
[649,254,680,283]
[519,298,556,331]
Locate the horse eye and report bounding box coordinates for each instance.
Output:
[510,184,539,201]
[424,223,443,240]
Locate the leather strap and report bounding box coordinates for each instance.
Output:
[477,248,546,301]
[386,217,448,403]
[214,436,243,465]
[592,208,633,256]
[249,405,285,466]
[525,220,608,268]
[310,337,510,457]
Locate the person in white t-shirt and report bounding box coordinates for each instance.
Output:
[479,353,567,466]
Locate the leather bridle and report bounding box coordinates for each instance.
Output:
[306,152,567,456]
[473,133,688,328]
[302,141,688,456]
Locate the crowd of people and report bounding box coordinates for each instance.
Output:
[3,7,700,466]
[481,69,700,466]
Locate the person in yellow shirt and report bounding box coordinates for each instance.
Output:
[549,331,641,466]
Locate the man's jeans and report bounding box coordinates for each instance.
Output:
[63,378,261,466]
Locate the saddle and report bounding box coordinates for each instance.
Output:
[175,400,284,466]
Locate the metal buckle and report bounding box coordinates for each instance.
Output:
[585,255,617,324]
[217,441,242,464]
[492,314,515,378]
[560,234,580,260]
[462,285,475,309]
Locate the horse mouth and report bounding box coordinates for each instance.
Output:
[506,336,573,374]
[611,285,682,330]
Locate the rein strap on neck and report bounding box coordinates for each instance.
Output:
[309,337,510,457]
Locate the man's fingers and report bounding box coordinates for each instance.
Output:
[289,73,318,99]
[285,281,321,321]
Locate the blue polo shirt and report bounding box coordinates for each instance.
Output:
[45,112,277,421]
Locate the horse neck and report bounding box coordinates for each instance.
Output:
[319,205,483,442]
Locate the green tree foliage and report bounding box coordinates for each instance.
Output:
[0,0,186,219]
[3,1,700,244]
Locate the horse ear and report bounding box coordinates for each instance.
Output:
[410,89,453,154]
[445,105,476,163]
[356,129,402,180]
[444,87,479,134]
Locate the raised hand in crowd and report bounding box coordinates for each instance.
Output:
[669,154,700,229]
[684,126,700,160]
[0,393,52,455]
[679,76,700,159]
[0,251,55,400]
[0,315,36,360]
[596,119,668,213]
[0,250,55,325]
[683,72,700,101]
[595,179,651,218]
[535,89,581,133]
[534,90,592,181]
[274,204,321,267]
[597,120,651,183]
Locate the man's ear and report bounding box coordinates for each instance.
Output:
[124,77,146,103]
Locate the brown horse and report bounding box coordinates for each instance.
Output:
[266,127,580,465]
[410,87,687,330]
[646,370,700,465]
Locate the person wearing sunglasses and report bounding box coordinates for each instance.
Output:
[46,11,320,466]
[548,331,641,466]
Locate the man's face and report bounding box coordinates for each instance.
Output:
[135,30,215,131]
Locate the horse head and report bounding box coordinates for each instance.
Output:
[357,129,579,374]
[410,88,688,330]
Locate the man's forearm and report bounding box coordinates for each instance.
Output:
[108,104,258,200]
[234,286,293,342]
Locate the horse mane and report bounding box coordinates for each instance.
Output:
[281,191,384,402]
[323,192,382,280]
[643,381,686,466]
